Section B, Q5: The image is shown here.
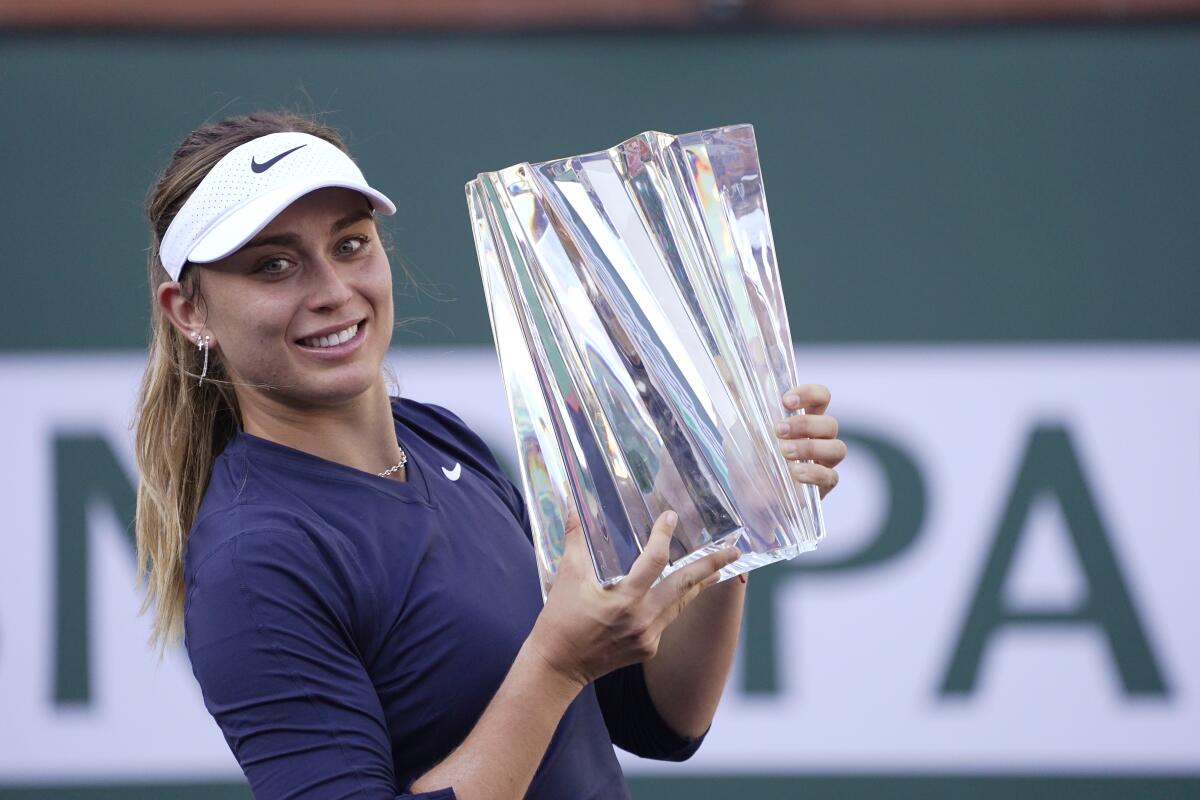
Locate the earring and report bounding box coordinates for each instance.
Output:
[193,331,212,386]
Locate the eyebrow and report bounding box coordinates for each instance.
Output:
[241,207,376,251]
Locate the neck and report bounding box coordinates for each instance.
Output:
[237,379,405,479]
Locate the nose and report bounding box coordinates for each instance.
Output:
[306,252,354,311]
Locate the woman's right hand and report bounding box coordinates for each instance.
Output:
[526,504,740,689]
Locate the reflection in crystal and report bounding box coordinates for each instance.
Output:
[467,124,826,599]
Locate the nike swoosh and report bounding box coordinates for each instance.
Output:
[441,462,462,482]
[250,144,306,173]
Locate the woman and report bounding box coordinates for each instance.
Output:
[133,111,846,799]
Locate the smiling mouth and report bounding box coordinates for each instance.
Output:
[296,318,366,349]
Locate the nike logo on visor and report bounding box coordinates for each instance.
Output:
[251,144,306,173]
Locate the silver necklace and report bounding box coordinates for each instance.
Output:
[377,447,408,478]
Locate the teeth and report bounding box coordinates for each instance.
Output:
[301,322,358,348]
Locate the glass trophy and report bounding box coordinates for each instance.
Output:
[465,123,825,599]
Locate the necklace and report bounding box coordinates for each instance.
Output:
[377,447,408,478]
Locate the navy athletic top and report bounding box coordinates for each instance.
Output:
[181,395,706,799]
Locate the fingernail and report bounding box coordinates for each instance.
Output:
[738,574,747,584]
[664,510,678,526]
[781,442,799,457]
[783,394,800,409]
[775,421,789,435]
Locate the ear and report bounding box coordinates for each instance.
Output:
[157,279,213,346]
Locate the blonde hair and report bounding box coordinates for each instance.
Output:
[133,111,403,660]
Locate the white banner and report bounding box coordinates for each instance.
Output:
[0,345,1196,781]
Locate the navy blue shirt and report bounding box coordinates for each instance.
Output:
[182,396,705,799]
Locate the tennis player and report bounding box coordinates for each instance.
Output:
[132,111,845,799]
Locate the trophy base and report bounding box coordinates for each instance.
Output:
[620,529,820,588]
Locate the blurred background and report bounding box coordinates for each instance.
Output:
[2,1,1198,797]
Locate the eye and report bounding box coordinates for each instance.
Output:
[255,256,296,276]
[336,235,370,256]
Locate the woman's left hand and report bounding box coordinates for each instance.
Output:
[775,383,846,499]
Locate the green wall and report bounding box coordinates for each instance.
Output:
[2,26,1198,354]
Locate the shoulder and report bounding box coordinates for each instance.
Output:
[393,396,479,445]
[182,517,365,646]
[184,442,362,598]
[183,504,326,590]
[184,433,359,584]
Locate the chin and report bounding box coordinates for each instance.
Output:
[323,362,388,398]
[303,375,379,405]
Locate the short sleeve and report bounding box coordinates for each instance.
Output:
[184,528,457,799]
[593,661,709,762]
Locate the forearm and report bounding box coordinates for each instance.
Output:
[642,573,746,738]
[410,638,583,799]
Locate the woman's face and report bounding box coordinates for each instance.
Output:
[159,187,394,412]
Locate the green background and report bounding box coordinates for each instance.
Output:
[2,26,1198,353]
[3,24,1197,798]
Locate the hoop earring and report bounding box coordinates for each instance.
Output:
[193,331,212,386]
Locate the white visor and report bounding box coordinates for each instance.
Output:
[159,131,396,280]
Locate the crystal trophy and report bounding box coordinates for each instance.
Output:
[465,123,825,599]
